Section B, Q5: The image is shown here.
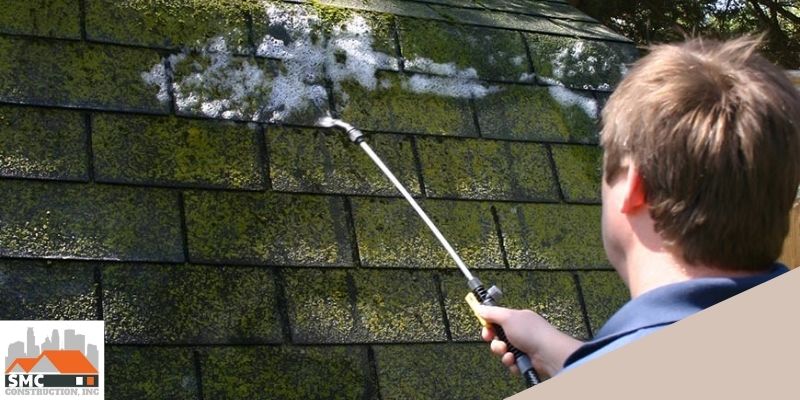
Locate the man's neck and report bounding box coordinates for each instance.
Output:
[624,246,765,298]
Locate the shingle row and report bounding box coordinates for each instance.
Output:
[0,259,627,346]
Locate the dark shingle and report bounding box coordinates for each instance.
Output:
[202,346,376,399]
[284,269,446,343]
[103,263,282,344]
[577,271,629,336]
[267,127,420,196]
[428,5,569,35]
[495,203,610,269]
[397,18,529,82]
[0,0,81,39]
[416,136,559,202]
[184,191,352,266]
[0,106,87,181]
[0,180,183,261]
[0,37,168,113]
[374,343,524,399]
[106,347,199,400]
[440,270,589,341]
[85,0,253,53]
[475,0,597,22]
[351,198,504,269]
[525,33,638,91]
[550,144,602,203]
[92,114,265,190]
[476,83,599,143]
[335,71,478,136]
[0,259,97,320]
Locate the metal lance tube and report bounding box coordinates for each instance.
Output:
[319,117,474,281]
[321,116,539,388]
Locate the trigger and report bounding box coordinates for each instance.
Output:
[465,292,488,328]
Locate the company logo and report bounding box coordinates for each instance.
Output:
[1,321,103,399]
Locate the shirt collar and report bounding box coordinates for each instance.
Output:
[564,263,789,368]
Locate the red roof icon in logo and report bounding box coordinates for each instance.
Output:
[5,350,97,374]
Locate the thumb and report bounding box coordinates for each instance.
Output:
[476,304,513,324]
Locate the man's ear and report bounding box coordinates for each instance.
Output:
[621,165,646,213]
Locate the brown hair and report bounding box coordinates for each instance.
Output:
[601,36,800,270]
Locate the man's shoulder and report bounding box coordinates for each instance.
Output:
[560,326,665,373]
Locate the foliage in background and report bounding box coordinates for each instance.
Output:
[569,0,800,68]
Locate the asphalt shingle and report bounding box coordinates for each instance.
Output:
[184,191,352,266]
[0,180,183,261]
[0,106,87,181]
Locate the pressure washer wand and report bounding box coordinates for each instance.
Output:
[321,117,541,388]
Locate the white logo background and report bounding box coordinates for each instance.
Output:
[1,321,103,400]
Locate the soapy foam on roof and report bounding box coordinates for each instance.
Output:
[548,85,597,119]
[141,3,603,123]
[142,4,499,123]
[552,40,627,91]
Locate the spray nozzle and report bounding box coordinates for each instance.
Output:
[318,116,366,144]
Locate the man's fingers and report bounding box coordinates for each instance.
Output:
[481,326,495,342]
[501,352,515,367]
[490,339,507,356]
[476,305,512,324]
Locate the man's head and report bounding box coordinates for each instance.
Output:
[600,36,800,273]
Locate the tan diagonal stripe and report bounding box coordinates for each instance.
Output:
[508,267,800,400]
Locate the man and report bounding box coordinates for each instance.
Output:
[478,36,800,378]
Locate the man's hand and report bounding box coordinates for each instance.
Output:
[477,305,584,379]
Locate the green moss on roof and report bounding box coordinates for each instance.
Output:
[310,0,356,29]
[184,191,352,266]
[417,136,559,201]
[284,269,356,343]
[352,269,445,342]
[285,269,445,343]
[0,106,87,181]
[202,346,375,399]
[267,127,420,196]
[476,0,597,22]
[441,270,588,341]
[553,19,632,42]
[578,271,629,335]
[106,347,198,400]
[313,0,442,20]
[0,0,81,39]
[104,263,282,344]
[496,203,610,269]
[551,144,602,203]
[0,37,168,113]
[374,343,524,399]
[525,33,637,90]
[85,0,252,52]
[476,83,598,143]
[92,114,264,190]
[351,198,504,269]
[0,180,183,261]
[0,259,97,320]
[429,4,568,34]
[398,18,528,81]
[336,71,477,136]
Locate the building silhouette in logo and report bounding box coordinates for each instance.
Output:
[4,328,99,388]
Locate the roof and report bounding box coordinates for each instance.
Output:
[5,350,97,374]
[0,0,636,398]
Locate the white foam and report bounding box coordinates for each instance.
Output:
[143,4,499,122]
[405,57,478,79]
[140,62,170,104]
[405,74,498,98]
[548,85,598,118]
[551,40,625,90]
